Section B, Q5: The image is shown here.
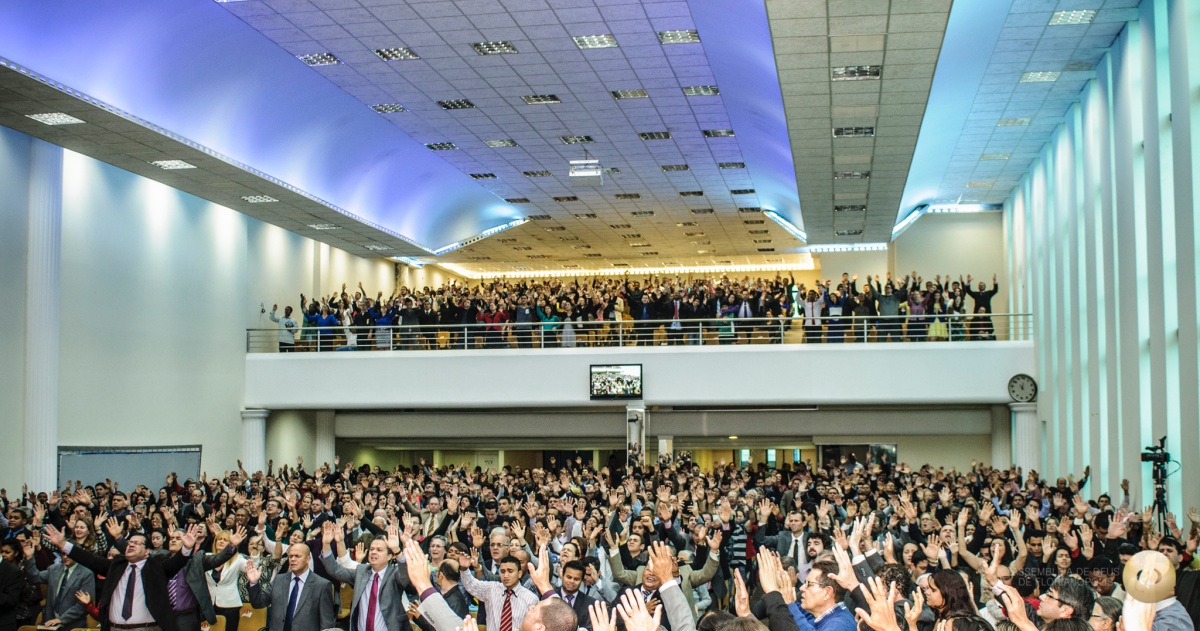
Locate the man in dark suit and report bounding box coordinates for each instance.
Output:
[412,559,469,631]
[247,542,336,631]
[318,522,408,631]
[557,561,594,630]
[0,550,24,631]
[20,538,96,631]
[45,523,197,631]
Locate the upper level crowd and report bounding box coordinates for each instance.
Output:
[0,453,1195,631]
[262,271,1004,350]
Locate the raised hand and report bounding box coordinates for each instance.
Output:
[854,576,900,631]
[229,525,248,548]
[245,557,261,584]
[589,601,618,631]
[403,538,434,593]
[830,545,861,591]
[733,569,751,618]
[903,587,925,631]
[529,545,553,593]
[647,542,676,586]
[616,586,662,631]
[44,524,67,549]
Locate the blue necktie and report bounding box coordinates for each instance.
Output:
[284,577,300,631]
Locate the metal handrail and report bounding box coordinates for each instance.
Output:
[246,313,1033,353]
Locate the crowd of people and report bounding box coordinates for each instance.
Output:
[2,453,1193,631]
[260,272,1005,351]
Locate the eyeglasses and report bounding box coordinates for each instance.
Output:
[1042,594,1063,605]
[802,580,825,590]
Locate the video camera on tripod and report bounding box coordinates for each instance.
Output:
[1141,436,1170,529]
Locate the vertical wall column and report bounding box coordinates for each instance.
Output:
[657,436,674,462]
[23,140,62,492]
[315,410,335,466]
[990,407,1012,468]
[626,404,645,466]
[1010,403,1040,474]
[240,409,269,474]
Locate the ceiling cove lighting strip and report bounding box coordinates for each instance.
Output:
[891,203,1003,239]
[430,218,529,255]
[0,55,436,254]
[762,210,807,243]
[434,261,816,280]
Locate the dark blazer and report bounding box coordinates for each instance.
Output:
[561,590,595,630]
[24,559,96,630]
[415,586,469,631]
[319,555,409,631]
[0,560,24,631]
[248,570,336,631]
[67,543,191,631]
[152,546,238,624]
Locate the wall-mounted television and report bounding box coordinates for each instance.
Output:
[590,364,643,400]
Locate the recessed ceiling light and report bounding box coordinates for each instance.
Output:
[486,139,519,148]
[241,195,278,203]
[1020,71,1061,83]
[527,214,552,220]
[149,160,196,170]
[967,181,993,188]
[612,263,631,267]
[470,173,497,179]
[604,167,622,174]
[610,223,632,229]
[574,34,618,49]
[469,256,492,261]
[572,244,594,249]
[639,251,659,256]
[26,113,85,125]
[1049,10,1097,25]
[615,193,642,200]
[684,232,705,237]
[559,236,580,241]
[560,135,595,144]
[719,162,746,169]
[628,241,650,246]
[527,254,551,259]
[611,89,649,100]
[523,170,552,177]
[690,208,714,214]
[505,197,531,203]
[364,244,393,251]
[683,85,720,96]
[297,52,340,66]
[513,265,532,270]
[730,189,755,195]
[425,142,458,150]
[834,171,871,179]
[498,238,518,243]
[754,239,773,244]
[631,211,655,217]
[748,229,769,234]
[522,94,561,104]
[690,239,711,245]
[757,247,775,252]
[997,117,1032,126]
[833,126,875,138]
[661,164,690,172]
[743,219,765,225]
[697,249,711,254]
[513,246,534,251]
[639,131,672,140]
[677,222,697,227]
[834,229,862,236]
[373,47,419,61]
[703,129,735,138]
[980,153,1011,160]
[584,253,603,258]
[370,103,406,113]
[832,65,882,81]
[575,213,598,219]
[737,207,762,213]
[472,41,518,55]
[553,196,580,202]
[834,205,867,212]
[544,226,567,231]
[658,29,701,44]
[563,264,581,268]
[679,191,704,197]
[307,223,341,230]
[438,99,476,110]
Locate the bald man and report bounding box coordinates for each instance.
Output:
[247,543,336,631]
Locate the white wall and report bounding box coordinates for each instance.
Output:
[0,127,31,489]
[894,213,1009,314]
[813,434,994,471]
[398,264,467,292]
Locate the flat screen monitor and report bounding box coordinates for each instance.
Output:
[590,364,643,400]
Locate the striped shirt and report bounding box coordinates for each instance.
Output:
[461,571,539,631]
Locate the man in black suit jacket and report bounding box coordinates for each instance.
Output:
[0,554,24,631]
[558,561,595,630]
[45,523,197,631]
[413,559,469,631]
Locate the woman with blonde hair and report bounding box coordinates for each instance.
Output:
[205,529,248,631]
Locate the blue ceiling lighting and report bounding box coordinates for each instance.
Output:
[0,0,521,251]
[687,0,803,235]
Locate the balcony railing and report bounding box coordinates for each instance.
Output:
[246,313,1033,353]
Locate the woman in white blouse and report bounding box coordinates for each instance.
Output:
[205,529,248,631]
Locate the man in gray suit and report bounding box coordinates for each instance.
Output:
[19,539,95,631]
[754,500,813,566]
[318,521,409,631]
[247,543,336,631]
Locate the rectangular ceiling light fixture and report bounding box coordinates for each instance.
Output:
[604,167,621,174]
[371,103,406,113]
[615,193,642,199]
[26,113,85,125]
[374,47,419,61]
[622,234,643,239]
[1049,10,1097,25]
[703,129,735,137]
[679,191,704,197]
[241,195,278,203]
[833,126,875,138]
[472,41,518,55]
[574,34,618,49]
[691,240,712,246]
[1020,71,1061,83]
[513,246,533,251]
[584,253,603,257]
[149,160,196,169]
[469,256,492,261]
[364,244,393,251]
[522,94,561,104]
[610,223,632,229]
[832,65,882,81]
[677,221,697,227]
[718,162,746,169]
[631,211,655,217]
[997,117,1032,126]
[611,89,649,100]
[438,99,476,109]
[690,208,714,214]
[661,164,690,171]
[486,139,519,147]
[834,229,863,236]
[639,131,672,140]
[753,239,773,244]
[470,173,497,179]
[553,196,580,202]
[297,52,340,66]
[966,181,993,188]
[684,232,705,237]
[730,189,755,195]
[757,247,775,252]
[544,226,567,231]
[658,29,701,44]
[834,171,871,179]
[560,135,595,144]
[425,142,458,150]
[640,251,659,256]
[683,85,720,96]
[743,219,765,225]
[307,223,341,230]
[834,204,867,212]
[737,207,762,213]
[574,213,598,219]
[980,153,1011,160]
[523,170,552,177]
[505,197,531,203]
[527,214,552,220]
[748,229,769,234]
[572,244,593,249]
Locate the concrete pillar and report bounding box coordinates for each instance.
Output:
[433,450,443,467]
[240,409,269,474]
[658,436,674,461]
[1010,403,1041,475]
[315,410,335,467]
[23,140,62,492]
[991,406,1012,468]
[626,404,646,466]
